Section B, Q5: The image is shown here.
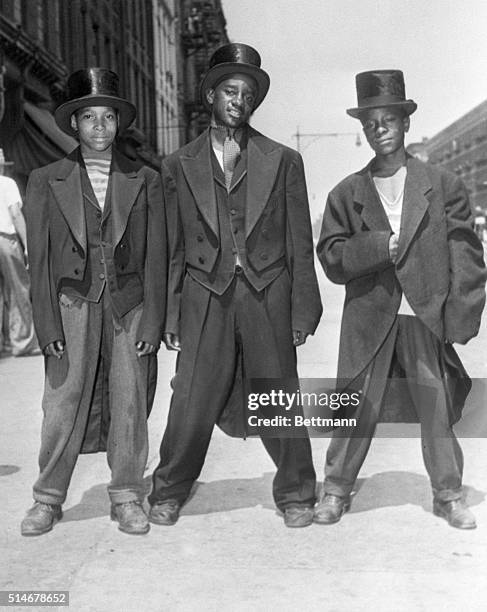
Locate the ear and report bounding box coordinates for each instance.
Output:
[70,114,78,132]
[206,88,215,106]
[403,115,410,133]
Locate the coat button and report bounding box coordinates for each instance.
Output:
[230,209,237,215]
[262,229,269,238]
[198,256,205,264]
[120,244,126,249]
[197,235,204,242]
[233,227,238,234]
[74,268,80,275]
[99,273,105,280]
[260,253,268,260]
[96,211,102,219]
[72,245,77,253]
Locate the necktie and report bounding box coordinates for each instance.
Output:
[223,129,241,190]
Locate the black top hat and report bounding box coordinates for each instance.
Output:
[347,70,417,119]
[200,43,270,112]
[55,68,136,136]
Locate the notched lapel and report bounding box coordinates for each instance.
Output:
[246,137,282,237]
[111,164,143,246]
[396,159,432,263]
[49,159,86,251]
[181,137,219,237]
[354,169,391,231]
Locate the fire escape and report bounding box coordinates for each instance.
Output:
[182,1,227,135]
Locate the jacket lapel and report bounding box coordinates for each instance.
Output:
[181,131,219,237]
[246,128,282,238]
[110,150,144,246]
[353,163,391,231]
[396,157,432,264]
[49,150,87,252]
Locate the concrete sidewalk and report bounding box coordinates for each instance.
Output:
[1,274,487,611]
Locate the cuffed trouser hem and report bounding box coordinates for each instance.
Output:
[33,493,65,506]
[432,487,463,503]
[108,487,146,505]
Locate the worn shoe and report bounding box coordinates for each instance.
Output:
[433,499,477,530]
[21,502,63,536]
[313,493,350,525]
[110,501,150,535]
[283,505,314,528]
[149,500,181,526]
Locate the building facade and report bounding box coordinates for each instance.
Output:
[421,99,487,214]
[178,0,229,142]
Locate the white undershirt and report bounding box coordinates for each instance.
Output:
[373,167,415,316]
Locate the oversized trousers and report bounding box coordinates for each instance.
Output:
[324,316,464,502]
[33,291,151,505]
[0,233,37,355]
[149,271,316,511]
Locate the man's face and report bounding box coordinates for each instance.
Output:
[206,74,257,129]
[360,107,409,157]
[71,106,118,153]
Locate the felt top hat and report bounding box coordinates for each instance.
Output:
[0,148,13,166]
[200,43,270,111]
[347,70,417,119]
[55,68,136,136]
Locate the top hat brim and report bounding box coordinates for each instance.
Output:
[347,99,417,119]
[200,63,270,112]
[55,94,136,136]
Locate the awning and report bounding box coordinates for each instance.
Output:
[24,101,77,154]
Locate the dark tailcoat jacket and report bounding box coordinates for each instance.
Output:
[163,126,322,336]
[317,156,486,422]
[25,147,166,449]
[162,126,322,434]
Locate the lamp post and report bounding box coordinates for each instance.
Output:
[293,126,361,153]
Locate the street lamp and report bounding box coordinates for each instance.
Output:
[293,126,362,153]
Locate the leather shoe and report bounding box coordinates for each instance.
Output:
[313,493,350,525]
[21,502,62,536]
[110,501,150,535]
[283,505,314,528]
[433,499,477,530]
[149,500,180,526]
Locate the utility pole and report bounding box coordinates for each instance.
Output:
[293,126,361,153]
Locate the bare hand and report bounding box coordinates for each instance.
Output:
[293,330,309,347]
[135,341,157,357]
[163,332,181,351]
[389,234,399,263]
[44,340,65,359]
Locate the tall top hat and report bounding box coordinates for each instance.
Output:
[55,68,136,136]
[200,43,270,112]
[347,70,417,119]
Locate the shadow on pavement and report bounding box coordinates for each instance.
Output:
[0,464,20,476]
[344,471,484,513]
[60,470,484,522]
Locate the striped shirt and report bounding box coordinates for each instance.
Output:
[83,156,111,210]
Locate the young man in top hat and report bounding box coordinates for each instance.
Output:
[21,68,166,536]
[0,149,38,356]
[315,70,486,528]
[148,43,322,527]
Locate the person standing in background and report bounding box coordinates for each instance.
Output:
[0,149,38,357]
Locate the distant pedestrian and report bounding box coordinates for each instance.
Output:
[0,149,38,356]
[21,68,166,536]
[316,70,486,529]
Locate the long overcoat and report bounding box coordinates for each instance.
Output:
[317,156,486,422]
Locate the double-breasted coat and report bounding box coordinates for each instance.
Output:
[317,155,486,421]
